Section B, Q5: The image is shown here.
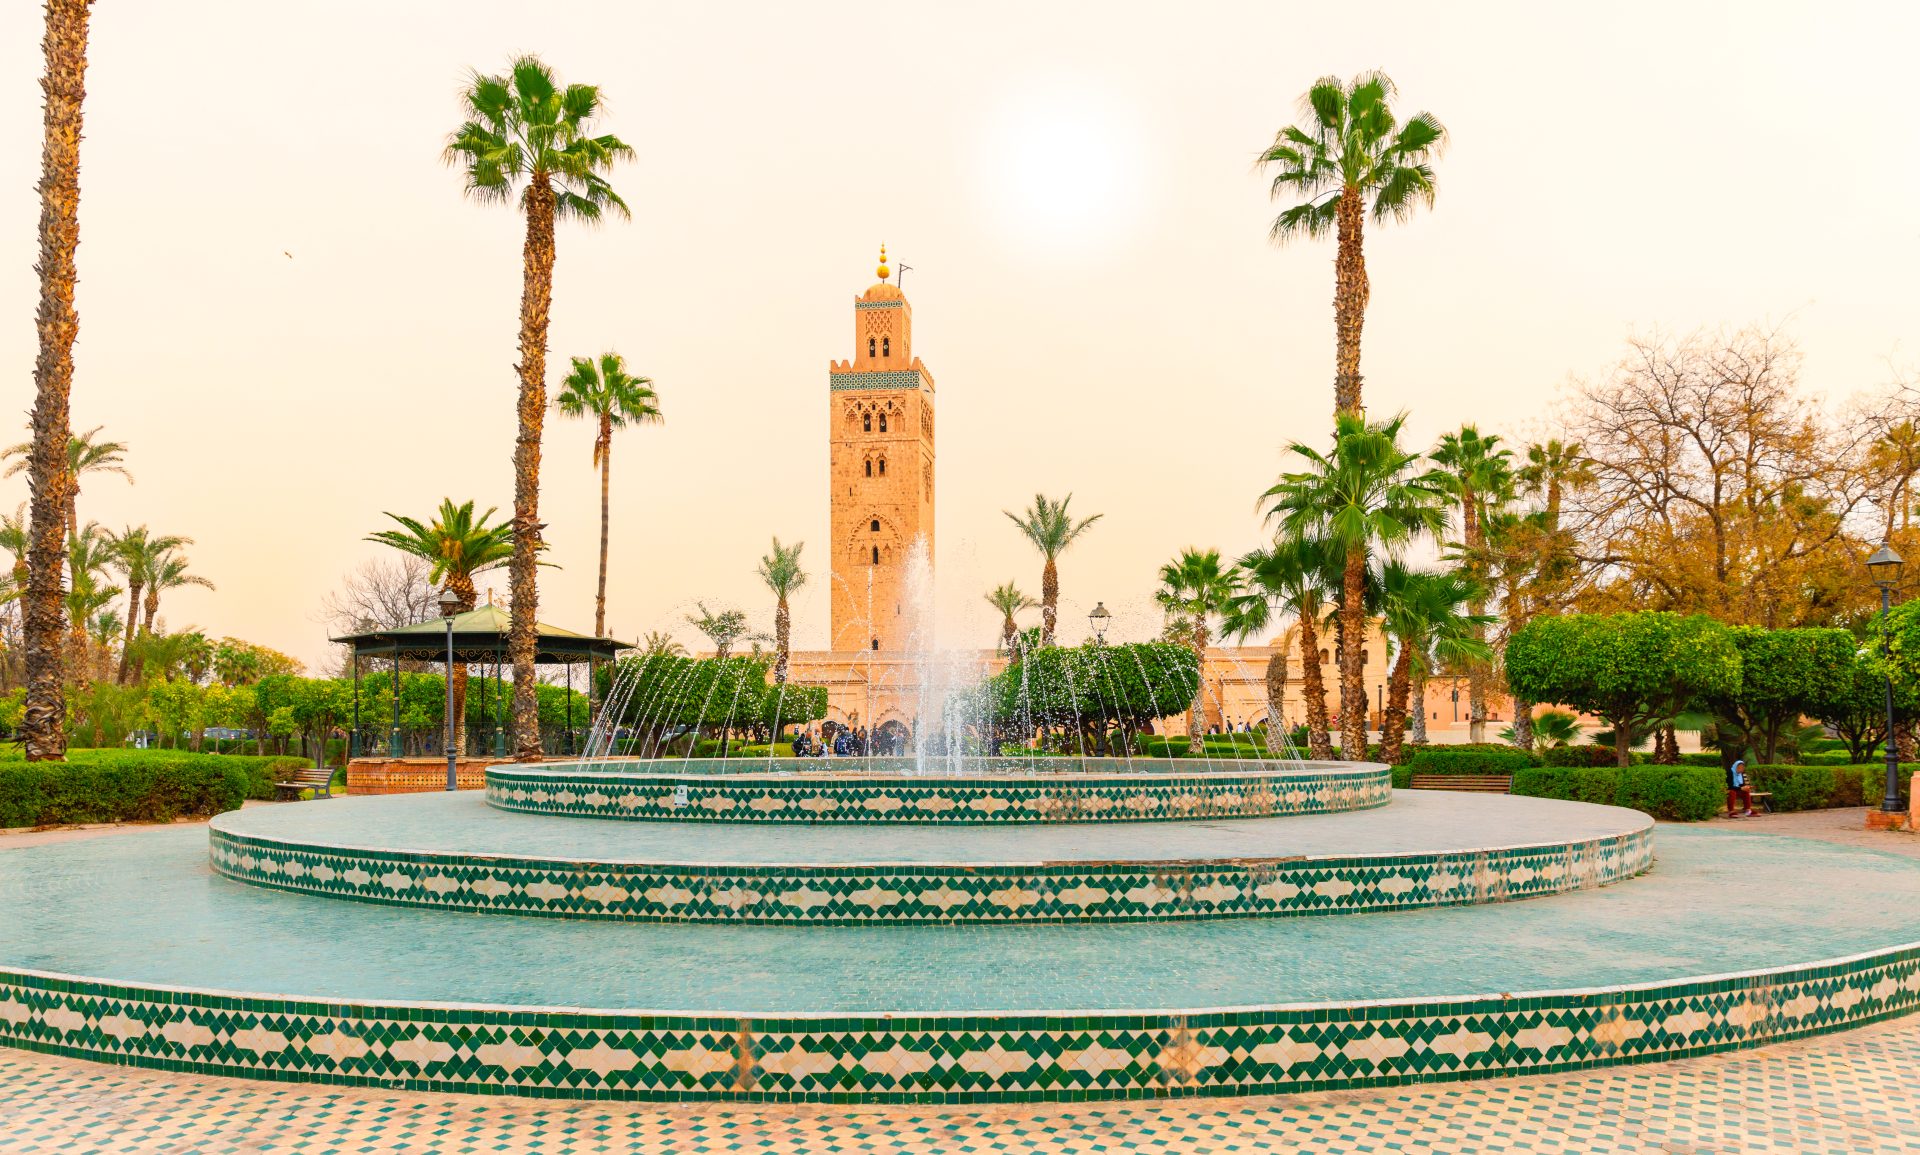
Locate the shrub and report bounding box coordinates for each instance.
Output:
[1512,765,1620,805]
[1391,765,1413,789]
[1615,765,1724,821]
[1404,749,1539,775]
[1863,763,1918,809]
[1540,745,1620,768]
[0,752,249,828]
[1797,750,1856,766]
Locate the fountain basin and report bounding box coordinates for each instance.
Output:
[208,790,1652,924]
[486,758,1392,824]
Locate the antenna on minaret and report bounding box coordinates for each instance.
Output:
[896,262,913,293]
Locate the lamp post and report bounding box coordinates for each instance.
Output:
[1868,543,1906,815]
[438,587,460,791]
[1087,602,1111,644]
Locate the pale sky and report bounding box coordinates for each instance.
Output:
[3,2,1917,669]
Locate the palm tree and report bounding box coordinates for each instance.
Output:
[1155,548,1240,747]
[555,351,662,637]
[1430,425,1513,742]
[1263,412,1447,759]
[984,582,1037,652]
[1003,494,1103,644]
[756,538,806,684]
[105,526,192,685]
[1227,536,1344,759]
[637,630,686,659]
[1258,72,1446,419]
[140,549,214,637]
[1377,562,1492,764]
[446,56,634,762]
[3,426,133,553]
[19,0,93,759]
[64,523,120,684]
[1516,439,1594,534]
[367,499,514,751]
[0,506,28,589]
[686,603,748,660]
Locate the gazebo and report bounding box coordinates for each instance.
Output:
[332,604,626,781]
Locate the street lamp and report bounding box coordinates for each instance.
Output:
[438,587,460,791]
[1869,543,1906,815]
[1087,602,1111,644]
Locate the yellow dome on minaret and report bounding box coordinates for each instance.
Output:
[875,243,890,281]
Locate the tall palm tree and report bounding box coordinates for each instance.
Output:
[1227,535,1344,759]
[0,506,28,589]
[140,549,213,637]
[1155,548,1240,747]
[1258,72,1446,419]
[367,499,514,752]
[1430,425,1513,742]
[638,630,686,659]
[984,582,1037,652]
[1263,412,1447,759]
[686,603,748,660]
[20,0,94,759]
[1377,562,1492,764]
[1465,509,1556,750]
[555,351,662,637]
[3,426,131,553]
[446,56,634,762]
[1516,439,1594,535]
[1003,493,1103,645]
[64,523,119,685]
[756,538,806,684]
[104,525,191,684]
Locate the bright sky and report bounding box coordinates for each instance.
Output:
[3,2,1917,669]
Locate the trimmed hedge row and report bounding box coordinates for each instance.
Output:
[1404,749,1539,775]
[0,750,271,827]
[1512,764,1725,821]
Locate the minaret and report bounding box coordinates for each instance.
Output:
[828,245,935,652]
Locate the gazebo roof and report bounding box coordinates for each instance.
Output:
[332,604,626,663]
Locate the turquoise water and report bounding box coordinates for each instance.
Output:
[213,790,1647,865]
[5,825,1919,1013]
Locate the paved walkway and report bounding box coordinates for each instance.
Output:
[4,806,1918,1153]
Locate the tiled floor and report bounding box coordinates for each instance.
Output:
[3,1015,1919,1153]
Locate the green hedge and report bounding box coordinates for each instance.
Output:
[1404,749,1539,775]
[1540,745,1626,768]
[0,752,252,827]
[1511,764,1724,821]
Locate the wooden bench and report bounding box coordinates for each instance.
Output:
[1408,774,1512,794]
[1740,791,1773,814]
[274,766,336,801]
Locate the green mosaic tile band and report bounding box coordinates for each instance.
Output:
[3,942,1916,1104]
[829,370,925,392]
[205,824,1653,925]
[484,761,1394,825]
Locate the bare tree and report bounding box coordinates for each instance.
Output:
[317,556,439,674]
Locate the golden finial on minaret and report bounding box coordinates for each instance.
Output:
[876,243,890,281]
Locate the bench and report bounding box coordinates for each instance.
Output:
[1739,791,1773,815]
[274,766,336,801]
[1408,774,1512,794]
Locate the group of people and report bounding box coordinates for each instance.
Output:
[789,725,906,758]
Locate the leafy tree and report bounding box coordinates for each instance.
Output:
[984,582,1036,652]
[1154,548,1239,748]
[1228,536,1343,758]
[1506,612,1741,767]
[1263,412,1447,759]
[756,538,806,684]
[1702,626,1854,765]
[367,498,513,752]
[555,351,662,637]
[445,55,634,761]
[984,641,1198,753]
[1430,425,1513,742]
[146,678,205,750]
[1811,650,1919,764]
[1256,72,1446,419]
[1377,562,1492,763]
[211,637,301,686]
[1003,494,1102,645]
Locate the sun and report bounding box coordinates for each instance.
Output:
[975,81,1147,253]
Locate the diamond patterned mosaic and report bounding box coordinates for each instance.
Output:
[485,762,1393,825]
[206,821,1652,924]
[3,942,1917,1104]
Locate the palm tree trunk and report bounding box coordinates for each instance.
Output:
[1185,624,1208,752]
[114,577,139,684]
[1338,543,1367,760]
[508,178,557,763]
[1040,558,1059,645]
[1380,642,1413,765]
[1296,606,1334,760]
[773,595,790,685]
[594,414,611,638]
[21,0,91,761]
[1001,614,1016,651]
[1462,490,1489,744]
[1409,666,1430,745]
[1263,650,1287,754]
[1331,189,1369,419]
